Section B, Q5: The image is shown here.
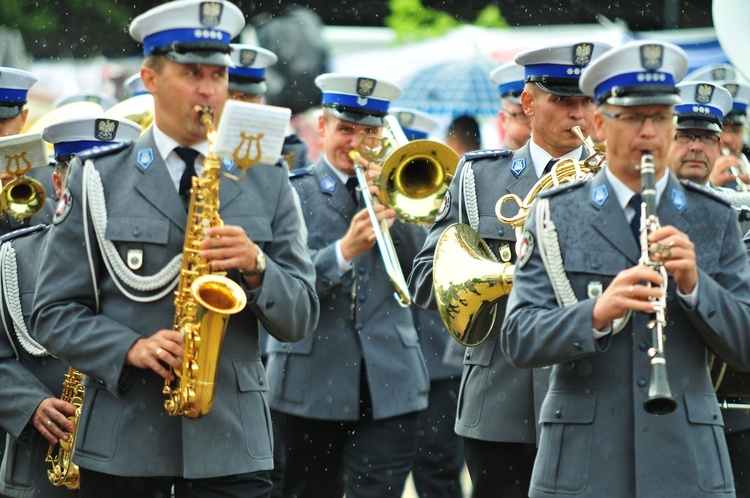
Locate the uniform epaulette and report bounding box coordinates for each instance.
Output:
[289,167,312,179]
[681,180,731,206]
[75,140,133,162]
[537,179,587,198]
[0,223,47,244]
[463,149,512,161]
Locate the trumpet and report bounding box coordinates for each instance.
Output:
[638,152,677,415]
[722,146,750,193]
[349,115,459,307]
[0,132,49,221]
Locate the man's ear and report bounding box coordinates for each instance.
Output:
[521,90,534,118]
[141,66,158,95]
[317,113,327,138]
[593,111,606,142]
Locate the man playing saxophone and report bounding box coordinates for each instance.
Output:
[0,115,140,497]
[502,40,750,497]
[30,2,319,497]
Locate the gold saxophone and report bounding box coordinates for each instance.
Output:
[163,106,248,419]
[46,366,84,489]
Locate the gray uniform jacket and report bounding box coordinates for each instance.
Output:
[502,171,750,497]
[30,130,319,479]
[408,143,553,443]
[0,226,74,497]
[266,158,430,421]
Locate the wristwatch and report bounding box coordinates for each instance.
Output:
[245,245,267,276]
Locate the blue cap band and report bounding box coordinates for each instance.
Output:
[229,67,266,79]
[525,64,585,80]
[0,89,28,103]
[143,28,231,55]
[594,72,675,102]
[733,102,748,113]
[499,81,524,96]
[402,129,428,140]
[322,92,390,114]
[54,140,112,158]
[675,103,723,118]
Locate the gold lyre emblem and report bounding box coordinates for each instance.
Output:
[5,151,32,176]
[233,132,264,169]
[355,133,389,164]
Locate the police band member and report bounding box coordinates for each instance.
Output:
[408,40,611,498]
[502,39,750,497]
[0,115,140,498]
[30,1,319,497]
[266,74,429,498]
[391,106,466,498]
[685,64,750,190]
[490,61,532,150]
[667,81,733,186]
[227,43,312,171]
[0,68,36,138]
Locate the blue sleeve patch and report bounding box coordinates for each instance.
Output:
[670,188,687,212]
[136,147,154,170]
[590,184,609,207]
[510,157,527,177]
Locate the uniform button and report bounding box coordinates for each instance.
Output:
[637,378,647,387]
[358,267,366,275]
[359,294,366,303]
[639,341,648,351]
[465,352,472,361]
[555,409,562,419]
[592,262,601,269]
[265,299,275,309]
[132,228,141,237]
[713,414,718,420]
[708,309,717,318]
[322,278,331,286]
[355,323,363,332]
[497,229,505,236]
[258,377,264,386]
[572,341,582,350]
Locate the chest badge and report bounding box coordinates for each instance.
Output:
[587,280,603,299]
[127,248,143,271]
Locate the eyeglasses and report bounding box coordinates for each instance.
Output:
[674,132,721,147]
[602,111,675,129]
[502,109,531,125]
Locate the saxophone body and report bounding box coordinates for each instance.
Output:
[163,106,247,419]
[46,366,84,489]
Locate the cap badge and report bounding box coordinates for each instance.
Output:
[573,43,592,66]
[95,119,118,141]
[712,67,727,81]
[356,78,376,106]
[200,2,223,27]
[695,84,714,104]
[640,44,664,70]
[724,83,739,98]
[397,112,415,128]
[240,49,257,67]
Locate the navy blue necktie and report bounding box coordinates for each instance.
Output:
[345,177,359,205]
[175,147,199,199]
[629,193,642,240]
[543,158,558,175]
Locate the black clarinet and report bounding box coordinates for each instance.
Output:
[638,152,678,414]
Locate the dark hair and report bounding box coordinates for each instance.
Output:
[447,115,481,151]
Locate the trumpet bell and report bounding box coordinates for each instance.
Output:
[0,176,46,220]
[434,223,514,346]
[380,140,459,225]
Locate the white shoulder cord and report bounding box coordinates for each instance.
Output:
[0,242,47,357]
[82,160,181,303]
[459,161,480,230]
[290,187,310,251]
[535,197,577,308]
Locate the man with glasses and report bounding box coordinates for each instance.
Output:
[503,39,750,497]
[668,81,732,186]
[409,41,610,498]
[490,62,532,150]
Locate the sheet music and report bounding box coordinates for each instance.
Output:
[0,132,49,175]
[215,101,291,167]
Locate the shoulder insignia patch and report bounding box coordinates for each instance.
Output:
[510,157,527,177]
[53,186,73,225]
[463,149,512,161]
[669,187,687,212]
[681,180,731,206]
[320,175,337,194]
[136,147,155,171]
[221,157,236,173]
[77,141,132,163]
[517,230,534,270]
[590,184,609,207]
[289,167,313,179]
[538,179,586,199]
[434,190,451,223]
